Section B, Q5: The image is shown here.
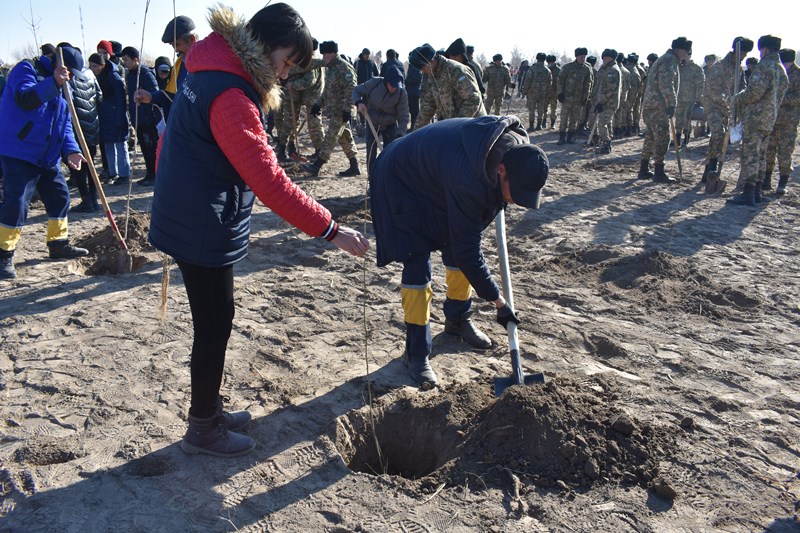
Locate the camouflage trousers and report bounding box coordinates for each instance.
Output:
[596,109,617,143]
[526,91,548,127]
[766,115,800,176]
[705,105,729,159]
[485,90,505,115]
[280,91,324,150]
[641,106,671,163]
[675,100,696,133]
[738,123,771,186]
[625,97,638,129]
[632,95,642,130]
[613,105,625,132]
[559,100,584,133]
[320,114,357,162]
[545,94,558,124]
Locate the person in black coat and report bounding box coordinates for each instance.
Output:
[88,53,130,185]
[120,46,159,186]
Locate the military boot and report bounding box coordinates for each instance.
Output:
[216,395,251,431]
[274,143,289,163]
[706,158,720,180]
[48,240,89,259]
[637,159,654,180]
[303,157,325,177]
[761,171,773,191]
[444,311,492,349]
[402,350,437,390]
[556,132,567,145]
[599,140,612,155]
[181,415,256,457]
[287,142,299,160]
[338,157,361,177]
[566,131,576,144]
[526,115,536,132]
[754,181,764,203]
[776,175,789,196]
[653,163,676,184]
[0,249,16,280]
[727,183,756,206]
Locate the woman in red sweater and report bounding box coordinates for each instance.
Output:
[149,3,368,457]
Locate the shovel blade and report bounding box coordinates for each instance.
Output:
[493,372,545,397]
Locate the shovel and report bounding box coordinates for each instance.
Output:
[58,47,133,273]
[493,208,545,397]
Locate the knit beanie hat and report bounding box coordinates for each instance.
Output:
[97,40,114,57]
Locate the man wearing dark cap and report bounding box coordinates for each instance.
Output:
[521,52,552,131]
[120,46,159,186]
[637,37,691,183]
[352,65,409,175]
[304,41,360,177]
[703,36,754,187]
[545,55,560,128]
[590,49,622,154]
[353,48,378,136]
[445,38,485,96]
[379,49,404,78]
[410,43,485,128]
[728,35,789,206]
[134,15,197,122]
[765,48,799,196]
[483,53,513,115]
[555,48,592,145]
[370,115,549,389]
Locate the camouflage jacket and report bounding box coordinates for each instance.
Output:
[557,60,592,103]
[592,61,622,111]
[625,62,642,100]
[734,51,789,131]
[777,63,800,122]
[547,64,560,96]
[618,63,632,102]
[642,49,679,111]
[320,55,356,115]
[416,56,485,127]
[522,62,552,97]
[483,62,512,94]
[677,60,704,106]
[703,51,745,111]
[284,58,324,102]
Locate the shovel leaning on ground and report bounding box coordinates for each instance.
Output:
[493,208,545,397]
[58,47,133,273]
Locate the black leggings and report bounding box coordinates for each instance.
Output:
[177,261,235,418]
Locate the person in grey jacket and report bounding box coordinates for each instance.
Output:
[353,65,409,175]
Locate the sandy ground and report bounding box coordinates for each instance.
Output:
[1,98,799,533]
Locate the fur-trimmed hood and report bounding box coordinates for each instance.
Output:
[185,4,282,111]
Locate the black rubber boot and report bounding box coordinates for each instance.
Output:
[728,183,756,206]
[566,131,576,144]
[48,240,89,259]
[754,181,764,203]
[0,249,16,280]
[761,171,772,191]
[275,143,289,163]
[556,132,566,145]
[303,157,325,176]
[776,175,789,196]
[338,157,361,177]
[444,312,492,349]
[637,159,654,180]
[598,140,612,154]
[653,163,676,184]
[181,415,256,457]
[216,395,251,431]
[402,350,437,390]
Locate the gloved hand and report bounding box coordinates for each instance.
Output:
[557,93,565,103]
[342,111,351,123]
[594,103,604,113]
[496,304,520,328]
[666,105,675,118]
[310,104,321,117]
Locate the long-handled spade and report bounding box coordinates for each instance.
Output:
[58,47,133,273]
[493,208,545,397]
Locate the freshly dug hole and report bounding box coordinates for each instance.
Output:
[74,212,154,275]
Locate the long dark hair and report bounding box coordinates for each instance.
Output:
[247,3,313,69]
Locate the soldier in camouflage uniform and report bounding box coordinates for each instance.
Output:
[729,35,789,206]
[612,53,631,138]
[522,53,552,132]
[278,58,325,161]
[483,54,513,115]
[410,43,486,128]
[629,54,646,135]
[765,48,799,195]
[637,37,691,184]
[304,41,360,177]
[590,49,622,154]
[623,54,642,137]
[545,55,560,128]
[675,50,705,147]
[702,37,753,182]
[556,48,592,144]
[578,56,597,134]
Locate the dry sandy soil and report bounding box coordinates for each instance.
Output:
[1,99,799,533]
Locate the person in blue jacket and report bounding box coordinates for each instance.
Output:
[120,46,159,187]
[0,51,89,280]
[370,115,549,389]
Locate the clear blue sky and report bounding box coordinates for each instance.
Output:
[2,0,798,67]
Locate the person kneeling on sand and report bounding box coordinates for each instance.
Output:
[149,3,369,457]
[370,115,549,390]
